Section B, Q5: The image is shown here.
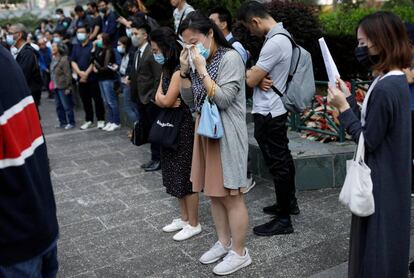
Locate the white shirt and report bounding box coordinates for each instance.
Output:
[139,42,148,58]
[173,3,195,33]
[253,23,292,118]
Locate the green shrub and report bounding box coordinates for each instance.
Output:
[320,5,414,36]
[0,13,41,30]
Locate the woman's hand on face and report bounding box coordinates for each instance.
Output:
[190,46,206,74]
[328,84,350,113]
[179,48,189,73]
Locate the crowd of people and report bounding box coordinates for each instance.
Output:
[0,0,414,277]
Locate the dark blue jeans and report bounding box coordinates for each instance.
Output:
[121,82,139,125]
[0,240,58,278]
[55,89,75,126]
[99,80,120,125]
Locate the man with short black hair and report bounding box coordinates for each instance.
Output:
[86,2,102,41]
[171,0,194,33]
[7,23,43,107]
[129,22,162,171]
[238,1,300,236]
[209,6,248,64]
[54,8,72,35]
[71,25,106,130]
[74,5,94,30]
[98,0,118,47]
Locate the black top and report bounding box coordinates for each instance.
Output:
[15,44,43,103]
[92,47,117,81]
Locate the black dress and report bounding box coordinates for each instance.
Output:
[160,71,194,198]
[339,74,411,278]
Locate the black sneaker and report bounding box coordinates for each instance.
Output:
[144,160,161,172]
[253,218,294,236]
[141,160,154,169]
[263,199,300,216]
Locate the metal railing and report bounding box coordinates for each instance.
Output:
[288,80,371,142]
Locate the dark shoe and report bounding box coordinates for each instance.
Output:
[141,160,154,169]
[144,160,161,172]
[263,199,300,216]
[253,218,293,236]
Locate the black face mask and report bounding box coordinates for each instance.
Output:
[355,46,380,69]
[98,7,107,14]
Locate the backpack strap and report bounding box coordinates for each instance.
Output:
[228,37,237,46]
[264,31,301,96]
[177,7,188,31]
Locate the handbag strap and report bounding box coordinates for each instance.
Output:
[354,132,366,162]
[357,70,404,161]
[361,70,404,126]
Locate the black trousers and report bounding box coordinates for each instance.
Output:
[78,81,105,122]
[138,101,161,161]
[254,112,296,218]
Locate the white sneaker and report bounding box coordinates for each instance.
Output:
[199,241,231,265]
[213,248,252,276]
[243,177,256,194]
[80,121,93,130]
[97,121,105,129]
[173,223,201,241]
[162,219,188,233]
[102,122,112,131]
[106,123,120,131]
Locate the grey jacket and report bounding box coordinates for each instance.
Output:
[50,55,72,90]
[181,50,248,189]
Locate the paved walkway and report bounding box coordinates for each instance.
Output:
[38,95,414,278]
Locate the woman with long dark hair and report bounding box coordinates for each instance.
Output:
[92,33,120,131]
[149,27,201,241]
[179,11,251,276]
[328,11,412,277]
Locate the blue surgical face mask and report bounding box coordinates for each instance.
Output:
[6,34,15,46]
[53,37,61,44]
[196,35,211,60]
[77,33,87,42]
[153,53,165,65]
[117,45,125,54]
[126,28,132,38]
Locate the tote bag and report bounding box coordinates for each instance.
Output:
[148,108,183,150]
[339,132,375,217]
[197,97,224,139]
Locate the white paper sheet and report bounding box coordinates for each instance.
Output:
[318,37,340,87]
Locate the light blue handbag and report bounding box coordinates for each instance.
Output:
[197,97,224,139]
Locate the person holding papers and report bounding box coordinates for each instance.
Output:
[327,11,412,278]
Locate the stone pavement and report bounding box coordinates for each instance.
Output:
[37,96,414,278]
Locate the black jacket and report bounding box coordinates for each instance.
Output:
[129,43,161,105]
[15,44,43,104]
